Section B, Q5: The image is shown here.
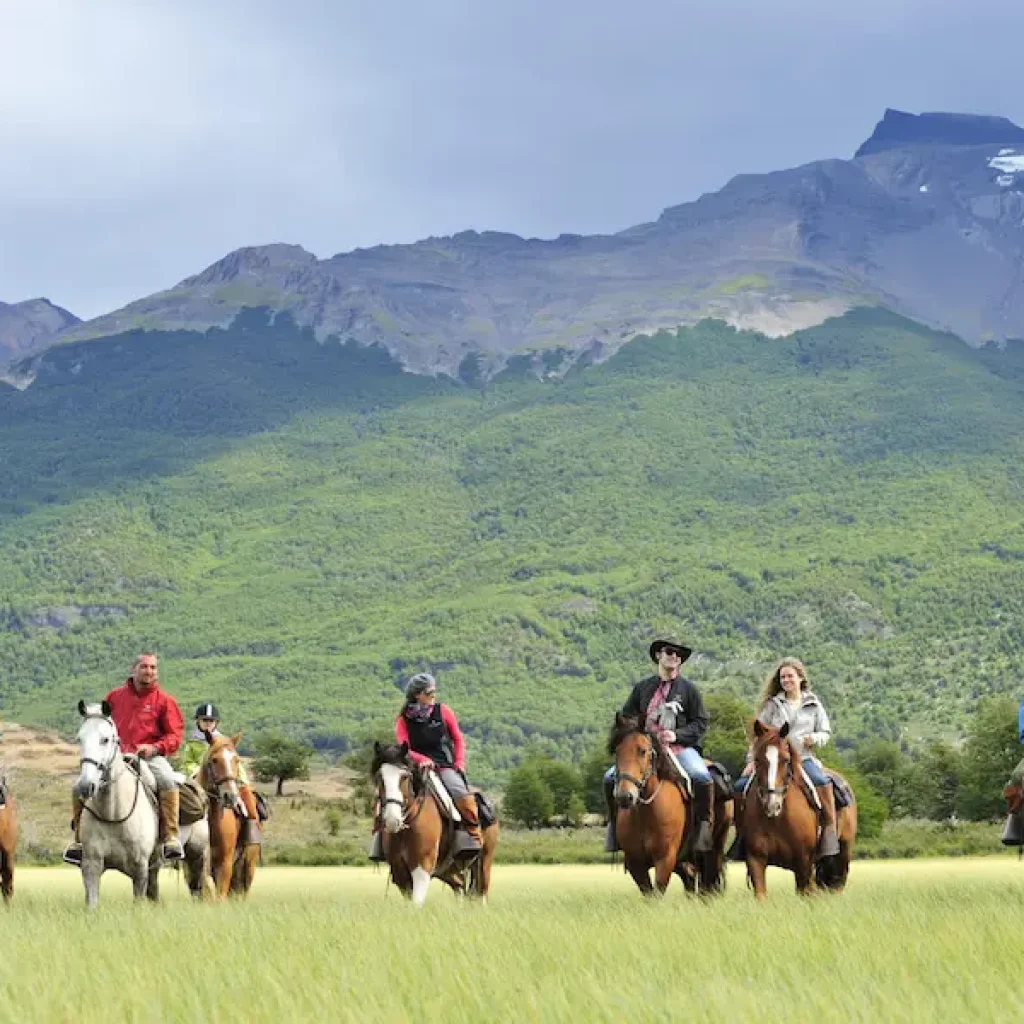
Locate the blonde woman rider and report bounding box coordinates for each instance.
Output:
[731,657,840,860]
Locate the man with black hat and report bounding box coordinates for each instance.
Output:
[604,637,714,854]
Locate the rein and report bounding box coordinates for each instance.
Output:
[81,753,145,826]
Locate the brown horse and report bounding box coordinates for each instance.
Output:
[373,742,499,907]
[608,713,732,896]
[741,721,856,899]
[0,792,16,903]
[200,733,259,899]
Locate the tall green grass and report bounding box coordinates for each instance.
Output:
[2,861,1023,1022]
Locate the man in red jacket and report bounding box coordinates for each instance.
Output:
[64,652,186,865]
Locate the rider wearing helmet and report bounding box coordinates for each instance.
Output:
[395,672,482,857]
[180,702,263,841]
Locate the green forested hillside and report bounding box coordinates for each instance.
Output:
[3,308,1024,783]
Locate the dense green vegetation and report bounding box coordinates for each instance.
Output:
[4,308,1024,790]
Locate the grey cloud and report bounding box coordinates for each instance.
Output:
[3,0,1024,318]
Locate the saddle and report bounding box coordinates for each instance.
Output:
[424,770,496,827]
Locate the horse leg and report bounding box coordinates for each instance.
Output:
[625,857,654,895]
[0,847,12,904]
[82,857,103,911]
[747,856,768,900]
[143,863,159,902]
[411,866,431,907]
[654,854,676,895]
[794,856,815,896]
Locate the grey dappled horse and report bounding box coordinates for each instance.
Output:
[73,701,211,909]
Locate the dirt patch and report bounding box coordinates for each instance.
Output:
[1,722,79,776]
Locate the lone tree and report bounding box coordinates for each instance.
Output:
[253,731,313,796]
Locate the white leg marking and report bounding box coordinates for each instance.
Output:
[411,867,431,907]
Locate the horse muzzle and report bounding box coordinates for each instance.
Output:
[762,794,784,817]
[74,778,96,801]
[383,806,404,833]
[613,784,638,810]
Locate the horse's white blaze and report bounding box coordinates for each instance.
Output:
[411,867,431,907]
[765,745,783,817]
[75,716,118,797]
[380,764,406,833]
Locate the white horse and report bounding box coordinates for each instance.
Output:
[73,701,211,909]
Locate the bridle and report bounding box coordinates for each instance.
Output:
[78,715,142,825]
[754,741,794,809]
[203,747,242,807]
[376,763,425,829]
[614,737,663,806]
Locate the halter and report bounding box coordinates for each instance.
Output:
[203,747,242,806]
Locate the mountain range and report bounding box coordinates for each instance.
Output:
[8,109,1024,379]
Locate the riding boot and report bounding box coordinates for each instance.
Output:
[452,795,483,859]
[239,785,262,845]
[726,792,746,861]
[1002,812,1023,846]
[62,795,85,866]
[158,789,185,861]
[815,782,841,859]
[603,774,618,853]
[693,780,715,854]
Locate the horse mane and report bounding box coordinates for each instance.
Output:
[371,743,415,776]
[607,714,649,756]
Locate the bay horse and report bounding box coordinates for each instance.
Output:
[372,742,499,907]
[742,720,857,899]
[608,713,732,896]
[73,702,211,909]
[0,783,16,903]
[199,732,259,899]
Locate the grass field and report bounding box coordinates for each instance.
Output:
[1,860,1022,1023]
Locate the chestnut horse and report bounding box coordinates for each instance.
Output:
[742,721,857,899]
[608,713,732,896]
[200,733,259,899]
[373,742,499,907]
[0,789,16,903]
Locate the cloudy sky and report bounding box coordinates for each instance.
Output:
[3,0,1023,319]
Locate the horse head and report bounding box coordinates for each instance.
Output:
[752,720,795,818]
[201,733,245,815]
[373,741,416,834]
[607,712,659,810]
[74,699,120,800]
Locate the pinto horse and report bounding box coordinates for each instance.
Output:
[742,720,857,899]
[372,742,498,907]
[0,788,16,903]
[608,713,732,896]
[200,733,259,899]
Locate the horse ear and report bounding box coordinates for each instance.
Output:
[753,719,766,738]
[101,700,112,717]
[78,699,87,717]
[231,731,243,748]
[374,741,382,755]
[779,722,790,740]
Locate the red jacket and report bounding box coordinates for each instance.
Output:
[105,679,185,757]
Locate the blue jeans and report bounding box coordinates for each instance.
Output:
[801,756,829,786]
[734,756,827,790]
[605,747,712,785]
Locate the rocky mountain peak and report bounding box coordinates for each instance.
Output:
[0,298,79,363]
[855,108,1024,158]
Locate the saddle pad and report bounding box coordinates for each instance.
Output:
[829,773,853,809]
[707,761,733,799]
[426,771,463,823]
[663,748,692,797]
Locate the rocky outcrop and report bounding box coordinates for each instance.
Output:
[0,298,78,363]
[18,110,1024,377]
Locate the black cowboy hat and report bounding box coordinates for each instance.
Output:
[649,638,692,663]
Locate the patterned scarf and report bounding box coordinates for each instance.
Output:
[405,702,436,723]
[645,679,672,735]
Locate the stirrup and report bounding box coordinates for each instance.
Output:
[694,821,714,854]
[162,840,185,862]
[63,843,83,867]
[816,827,840,859]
